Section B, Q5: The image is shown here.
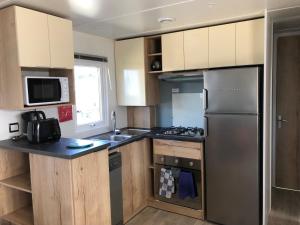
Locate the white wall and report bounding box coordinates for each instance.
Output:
[0,31,127,140]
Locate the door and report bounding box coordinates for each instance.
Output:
[205,114,260,225]
[236,18,265,66]
[48,15,74,69]
[209,24,236,68]
[204,67,260,114]
[184,28,209,70]
[14,6,50,67]
[162,32,184,72]
[275,35,300,190]
[115,38,146,106]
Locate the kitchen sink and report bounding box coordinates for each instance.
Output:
[109,134,132,142]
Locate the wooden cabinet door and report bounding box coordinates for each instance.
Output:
[120,144,134,223]
[209,23,236,68]
[162,32,184,72]
[120,140,147,223]
[130,141,147,213]
[48,15,74,69]
[115,38,146,106]
[236,18,264,65]
[184,28,209,70]
[14,6,50,68]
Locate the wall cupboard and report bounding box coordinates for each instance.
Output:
[115,38,159,106]
[0,6,75,109]
[236,19,265,65]
[184,28,209,70]
[162,32,185,72]
[208,23,236,68]
[115,18,264,106]
[14,6,74,69]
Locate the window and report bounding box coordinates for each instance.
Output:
[74,58,109,131]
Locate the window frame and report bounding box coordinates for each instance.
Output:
[74,58,109,133]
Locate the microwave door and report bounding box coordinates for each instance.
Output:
[27,78,61,104]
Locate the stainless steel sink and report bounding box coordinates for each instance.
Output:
[109,134,132,142]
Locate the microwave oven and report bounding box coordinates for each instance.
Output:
[23,76,70,106]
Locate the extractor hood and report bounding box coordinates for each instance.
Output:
[158,70,204,82]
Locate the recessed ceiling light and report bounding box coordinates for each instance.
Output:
[208,2,217,8]
[158,17,175,24]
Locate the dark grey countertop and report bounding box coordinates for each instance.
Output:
[0,128,205,159]
[0,138,111,159]
[88,128,205,151]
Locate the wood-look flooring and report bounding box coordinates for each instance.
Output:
[126,207,215,225]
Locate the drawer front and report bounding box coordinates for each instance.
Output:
[153,139,203,160]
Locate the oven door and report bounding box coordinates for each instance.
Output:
[154,156,203,210]
[25,77,62,105]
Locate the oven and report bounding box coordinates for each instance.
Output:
[154,154,203,210]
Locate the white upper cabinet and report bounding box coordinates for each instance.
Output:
[13,6,73,69]
[48,15,74,69]
[15,7,51,68]
[115,38,146,106]
[209,23,236,68]
[184,28,209,70]
[236,18,265,65]
[162,32,185,72]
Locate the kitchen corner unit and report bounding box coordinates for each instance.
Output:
[0,139,111,225]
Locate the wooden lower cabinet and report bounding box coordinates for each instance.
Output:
[30,149,111,225]
[119,139,151,223]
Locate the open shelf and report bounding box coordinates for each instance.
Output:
[2,206,34,225]
[0,173,31,193]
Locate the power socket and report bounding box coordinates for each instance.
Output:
[9,122,19,133]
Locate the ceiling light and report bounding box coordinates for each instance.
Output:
[158,17,175,24]
[208,2,217,8]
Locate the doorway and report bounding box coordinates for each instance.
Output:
[274,34,300,191]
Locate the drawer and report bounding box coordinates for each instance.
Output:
[153,139,203,160]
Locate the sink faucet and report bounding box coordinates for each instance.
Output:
[111,111,121,135]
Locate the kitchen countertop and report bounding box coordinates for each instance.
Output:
[0,128,205,159]
[88,127,205,151]
[0,138,111,159]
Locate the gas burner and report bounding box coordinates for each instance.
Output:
[159,127,204,137]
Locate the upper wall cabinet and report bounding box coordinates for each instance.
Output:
[162,32,185,72]
[184,28,209,70]
[15,7,51,68]
[115,38,147,106]
[209,23,236,68]
[48,15,74,69]
[6,6,74,69]
[236,18,264,65]
[0,6,75,109]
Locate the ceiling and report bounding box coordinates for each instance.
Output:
[0,0,300,39]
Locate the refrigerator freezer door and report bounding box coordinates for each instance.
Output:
[205,114,260,225]
[204,67,260,114]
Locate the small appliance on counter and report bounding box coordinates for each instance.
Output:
[21,111,61,144]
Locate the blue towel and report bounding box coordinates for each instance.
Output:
[178,171,196,199]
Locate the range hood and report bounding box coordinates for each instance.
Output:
[158,70,204,82]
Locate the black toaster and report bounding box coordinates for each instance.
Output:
[27,118,61,144]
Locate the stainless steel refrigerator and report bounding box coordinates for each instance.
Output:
[204,67,262,225]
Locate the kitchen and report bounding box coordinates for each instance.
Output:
[0,1,299,225]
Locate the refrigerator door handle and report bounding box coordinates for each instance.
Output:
[204,116,208,137]
[203,89,208,110]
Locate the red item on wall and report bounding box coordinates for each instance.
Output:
[58,105,73,122]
